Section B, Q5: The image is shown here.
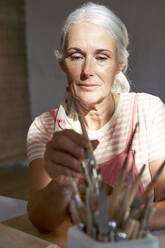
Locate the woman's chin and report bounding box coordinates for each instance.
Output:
[78,96,103,107]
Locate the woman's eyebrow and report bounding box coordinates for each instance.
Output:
[66,47,113,55]
[95,49,113,55]
[67,47,82,52]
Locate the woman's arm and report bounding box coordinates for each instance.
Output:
[27,158,73,233]
[27,129,90,233]
[148,156,165,230]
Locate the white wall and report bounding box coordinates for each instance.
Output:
[25,0,165,119]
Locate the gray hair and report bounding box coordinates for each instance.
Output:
[55,2,130,93]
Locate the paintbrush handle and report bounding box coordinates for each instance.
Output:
[142,161,165,203]
[72,97,97,168]
[123,164,146,218]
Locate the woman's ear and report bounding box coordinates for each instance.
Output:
[116,61,126,75]
[59,60,67,73]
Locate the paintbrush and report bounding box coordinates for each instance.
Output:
[72,96,102,197]
[124,219,137,239]
[122,196,141,230]
[72,96,101,181]
[108,154,130,219]
[72,97,97,167]
[115,122,138,190]
[67,174,87,224]
[141,161,165,204]
[120,164,146,223]
[116,166,133,226]
[110,124,138,215]
[81,160,94,192]
[64,187,82,225]
[136,195,155,238]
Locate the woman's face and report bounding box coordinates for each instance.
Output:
[61,22,124,106]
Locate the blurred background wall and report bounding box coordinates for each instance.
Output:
[0,0,31,165]
[25,0,165,119]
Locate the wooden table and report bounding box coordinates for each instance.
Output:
[2,214,165,248]
[1,214,72,248]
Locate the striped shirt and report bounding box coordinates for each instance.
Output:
[27,92,165,189]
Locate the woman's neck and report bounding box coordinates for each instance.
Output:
[78,93,119,130]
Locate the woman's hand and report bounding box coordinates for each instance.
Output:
[44,129,98,180]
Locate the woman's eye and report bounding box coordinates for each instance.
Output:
[96,56,108,61]
[70,55,83,61]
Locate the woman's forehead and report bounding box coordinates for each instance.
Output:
[65,22,116,51]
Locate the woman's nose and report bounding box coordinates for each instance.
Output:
[81,58,95,80]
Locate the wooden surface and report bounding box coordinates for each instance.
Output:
[2,214,72,248]
[2,214,165,248]
[0,164,70,248]
[0,223,59,248]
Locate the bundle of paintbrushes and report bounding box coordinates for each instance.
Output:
[66,97,165,243]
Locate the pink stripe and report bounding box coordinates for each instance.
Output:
[27,144,45,152]
[28,149,45,158]
[98,125,128,142]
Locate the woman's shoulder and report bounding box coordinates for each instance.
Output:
[119,93,164,123]
[30,109,58,133]
[137,93,164,113]
[34,109,58,124]
[137,92,163,102]
[121,92,164,108]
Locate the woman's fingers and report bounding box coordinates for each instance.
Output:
[45,159,82,179]
[44,129,99,179]
[44,129,87,177]
[49,150,83,173]
[51,130,88,159]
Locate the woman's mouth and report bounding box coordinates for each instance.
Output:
[77,83,99,90]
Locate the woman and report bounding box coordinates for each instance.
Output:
[27,2,165,233]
